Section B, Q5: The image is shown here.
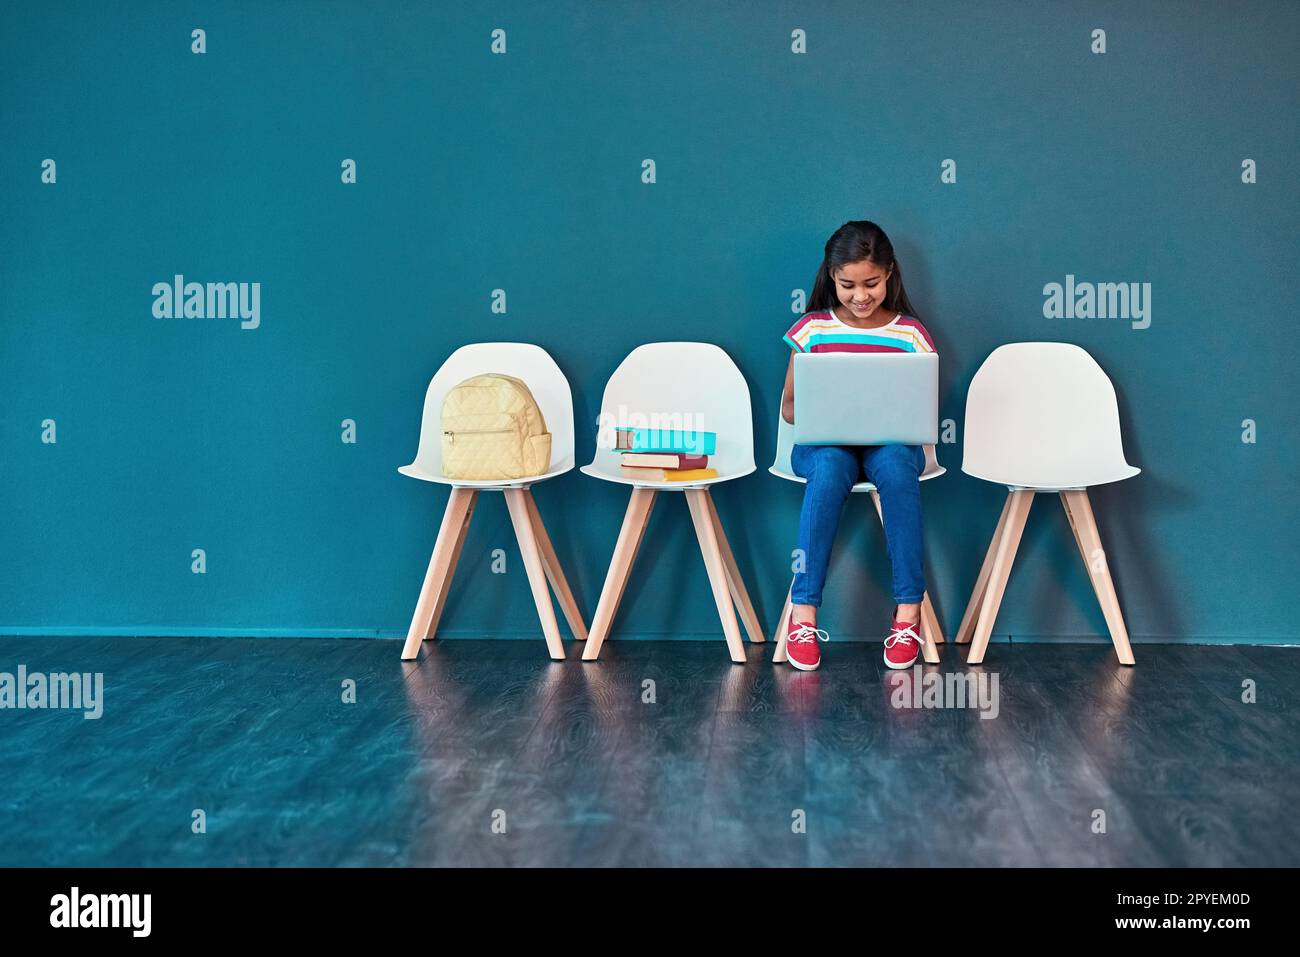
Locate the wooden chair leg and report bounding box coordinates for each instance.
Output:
[1060,491,1089,562]
[522,488,588,641]
[685,488,747,663]
[967,490,1034,664]
[504,488,566,661]
[582,488,656,661]
[916,596,942,665]
[920,595,945,645]
[955,493,1014,644]
[869,490,940,664]
[1060,490,1102,633]
[1061,490,1136,665]
[402,487,476,660]
[422,489,478,642]
[702,491,765,644]
[773,578,794,663]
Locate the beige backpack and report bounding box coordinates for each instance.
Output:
[439,373,552,480]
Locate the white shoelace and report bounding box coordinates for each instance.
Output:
[884,624,920,648]
[789,621,830,644]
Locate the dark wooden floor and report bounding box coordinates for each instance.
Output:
[1,634,1296,867]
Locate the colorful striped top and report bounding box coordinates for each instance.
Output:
[784,308,936,354]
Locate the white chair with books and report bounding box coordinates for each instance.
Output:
[767,402,948,665]
[398,342,586,662]
[580,342,762,662]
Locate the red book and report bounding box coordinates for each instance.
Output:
[620,452,709,469]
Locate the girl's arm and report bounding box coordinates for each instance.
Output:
[780,349,796,424]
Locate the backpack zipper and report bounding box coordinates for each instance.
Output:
[443,427,513,445]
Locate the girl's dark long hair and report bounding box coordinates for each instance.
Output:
[808,220,920,320]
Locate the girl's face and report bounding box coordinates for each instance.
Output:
[832,258,892,320]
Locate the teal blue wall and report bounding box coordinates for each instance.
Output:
[3,1,1296,643]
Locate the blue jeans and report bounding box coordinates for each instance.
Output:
[790,443,926,607]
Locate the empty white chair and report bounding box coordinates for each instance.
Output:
[580,342,761,663]
[957,342,1139,665]
[399,342,586,662]
[768,404,948,665]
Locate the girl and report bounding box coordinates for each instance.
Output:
[779,220,936,672]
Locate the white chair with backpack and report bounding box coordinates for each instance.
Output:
[767,403,948,665]
[399,342,586,662]
[579,342,762,663]
[956,341,1139,665]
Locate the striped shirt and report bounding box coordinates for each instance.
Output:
[784,308,936,354]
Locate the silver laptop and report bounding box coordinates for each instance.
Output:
[792,352,938,445]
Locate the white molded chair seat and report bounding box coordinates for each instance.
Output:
[581,341,756,489]
[956,341,1139,666]
[961,341,1139,491]
[581,453,754,488]
[400,342,575,488]
[403,460,572,488]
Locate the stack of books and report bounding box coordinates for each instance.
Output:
[616,427,719,481]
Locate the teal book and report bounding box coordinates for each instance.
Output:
[615,427,717,456]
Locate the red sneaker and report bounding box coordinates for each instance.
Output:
[883,619,922,669]
[785,615,830,671]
